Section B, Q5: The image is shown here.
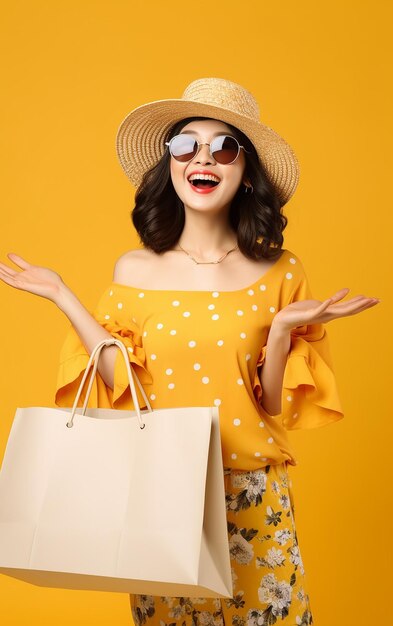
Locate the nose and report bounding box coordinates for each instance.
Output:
[193,142,216,165]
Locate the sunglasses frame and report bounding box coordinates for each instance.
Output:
[165,133,249,165]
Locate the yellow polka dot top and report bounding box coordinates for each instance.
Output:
[55,248,344,469]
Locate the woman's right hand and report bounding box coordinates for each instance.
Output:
[0,253,119,389]
[0,253,66,304]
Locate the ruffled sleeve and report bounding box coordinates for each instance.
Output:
[55,287,153,410]
[253,262,344,430]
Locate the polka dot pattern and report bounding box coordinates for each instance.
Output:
[66,248,336,473]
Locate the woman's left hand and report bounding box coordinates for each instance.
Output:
[273,287,380,332]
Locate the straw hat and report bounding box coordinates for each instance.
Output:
[115,77,299,204]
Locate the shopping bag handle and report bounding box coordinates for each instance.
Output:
[79,339,151,416]
[66,338,152,429]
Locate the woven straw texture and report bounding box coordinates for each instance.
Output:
[115,78,299,204]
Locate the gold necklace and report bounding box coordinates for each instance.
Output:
[177,243,239,265]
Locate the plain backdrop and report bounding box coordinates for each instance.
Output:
[0,1,392,625]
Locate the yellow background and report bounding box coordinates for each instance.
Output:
[0,1,392,624]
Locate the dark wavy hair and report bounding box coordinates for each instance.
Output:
[132,116,288,260]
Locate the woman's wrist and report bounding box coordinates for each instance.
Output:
[54,282,81,315]
[270,317,293,337]
[266,320,292,356]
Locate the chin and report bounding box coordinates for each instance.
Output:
[182,190,236,208]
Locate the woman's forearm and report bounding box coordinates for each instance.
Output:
[259,322,291,416]
[55,284,117,389]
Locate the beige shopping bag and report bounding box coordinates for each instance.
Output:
[0,338,232,597]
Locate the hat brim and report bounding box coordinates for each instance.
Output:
[115,99,299,204]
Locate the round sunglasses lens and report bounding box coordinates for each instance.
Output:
[170,135,198,162]
[211,136,240,164]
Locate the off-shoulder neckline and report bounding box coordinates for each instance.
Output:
[109,249,292,294]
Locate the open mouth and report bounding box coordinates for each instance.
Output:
[187,174,221,189]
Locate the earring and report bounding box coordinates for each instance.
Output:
[244,184,254,194]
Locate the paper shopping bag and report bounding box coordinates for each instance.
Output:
[0,338,232,597]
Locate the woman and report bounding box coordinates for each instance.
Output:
[0,78,379,625]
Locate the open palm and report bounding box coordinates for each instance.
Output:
[0,253,64,302]
[274,288,380,331]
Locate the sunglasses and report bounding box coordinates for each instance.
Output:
[165,134,248,165]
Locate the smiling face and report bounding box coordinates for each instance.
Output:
[169,119,247,215]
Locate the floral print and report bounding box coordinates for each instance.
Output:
[227,469,267,511]
[132,595,155,625]
[130,462,314,626]
[230,536,254,565]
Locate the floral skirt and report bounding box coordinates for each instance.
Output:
[129,462,314,626]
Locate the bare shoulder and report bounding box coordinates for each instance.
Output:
[113,248,157,284]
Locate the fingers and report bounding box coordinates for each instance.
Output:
[346,298,380,313]
[329,294,379,309]
[302,291,379,325]
[0,262,18,278]
[296,297,335,324]
[327,288,350,303]
[0,269,18,288]
[314,297,335,312]
[328,288,380,305]
[326,298,379,318]
[7,253,31,270]
[325,288,380,312]
[0,253,30,280]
